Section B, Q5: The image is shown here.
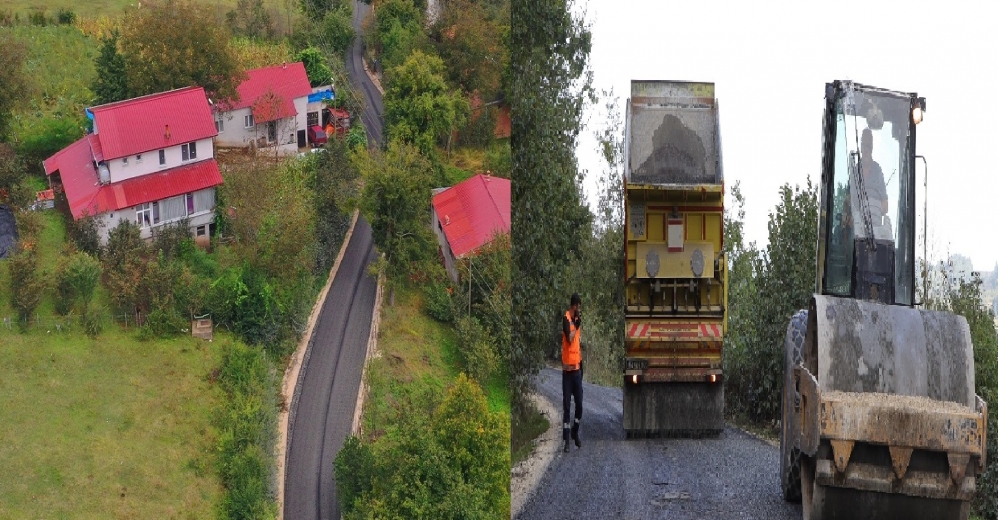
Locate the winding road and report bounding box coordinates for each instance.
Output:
[516,368,801,520]
[283,2,384,519]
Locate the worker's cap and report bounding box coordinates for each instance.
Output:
[571,293,581,306]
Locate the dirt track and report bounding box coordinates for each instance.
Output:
[515,368,801,520]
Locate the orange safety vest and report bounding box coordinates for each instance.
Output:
[562,310,582,368]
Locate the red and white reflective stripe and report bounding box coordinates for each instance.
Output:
[627,323,651,338]
[699,324,722,338]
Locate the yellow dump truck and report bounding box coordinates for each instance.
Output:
[622,80,726,436]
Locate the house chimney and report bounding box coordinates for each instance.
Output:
[445,215,450,225]
[282,61,287,69]
[164,124,171,140]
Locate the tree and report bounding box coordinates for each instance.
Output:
[119,0,244,103]
[320,8,355,55]
[335,374,510,519]
[510,0,593,415]
[372,0,426,73]
[357,141,436,302]
[313,137,359,274]
[295,47,333,87]
[432,0,508,98]
[8,246,44,329]
[91,30,129,105]
[64,251,103,311]
[383,50,469,154]
[225,0,275,40]
[0,35,30,140]
[0,144,24,200]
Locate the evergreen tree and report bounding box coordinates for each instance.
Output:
[92,31,129,105]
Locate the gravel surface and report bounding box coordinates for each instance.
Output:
[284,221,377,520]
[516,368,801,520]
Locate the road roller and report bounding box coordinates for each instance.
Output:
[780,80,988,519]
[622,80,726,437]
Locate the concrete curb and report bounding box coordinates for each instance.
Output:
[352,258,385,436]
[276,209,360,520]
[511,391,562,519]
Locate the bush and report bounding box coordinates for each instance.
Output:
[56,8,76,25]
[65,251,102,309]
[67,214,101,256]
[423,276,454,323]
[16,116,85,168]
[455,315,497,384]
[8,246,44,328]
[139,307,186,339]
[82,305,106,338]
[483,140,510,179]
[27,10,47,26]
[457,104,497,148]
[151,218,193,262]
[215,340,279,519]
[335,374,509,519]
[209,265,281,348]
[53,255,76,316]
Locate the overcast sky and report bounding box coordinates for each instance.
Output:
[576,0,998,271]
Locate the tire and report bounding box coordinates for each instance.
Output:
[780,309,807,502]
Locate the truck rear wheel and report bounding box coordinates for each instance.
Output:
[780,309,807,502]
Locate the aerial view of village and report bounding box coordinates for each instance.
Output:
[0,0,510,518]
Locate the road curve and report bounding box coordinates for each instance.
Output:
[284,221,377,520]
[348,0,385,147]
[516,368,801,520]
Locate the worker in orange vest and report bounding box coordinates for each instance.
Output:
[562,293,583,453]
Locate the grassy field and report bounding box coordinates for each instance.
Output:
[1,0,289,21]
[361,285,510,440]
[0,327,226,519]
[0,207,234,518]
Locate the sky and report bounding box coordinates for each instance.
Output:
[576,0,998,271]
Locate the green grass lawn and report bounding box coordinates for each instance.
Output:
[0,209,230,518]
[361,285,510,440]
[0,327,226,519]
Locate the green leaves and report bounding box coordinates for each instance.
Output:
[384,50,469,154]
[295,47,334,88]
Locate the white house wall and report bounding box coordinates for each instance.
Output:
[96,187,217,244]
[106,138,215,183]
[431,208,460,283]
[216,96,309,153]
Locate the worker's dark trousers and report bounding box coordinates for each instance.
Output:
[562,368,583,441]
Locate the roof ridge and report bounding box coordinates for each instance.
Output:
[90,86,204,112]
[477,173,509,228]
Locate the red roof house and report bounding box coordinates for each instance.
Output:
[431,173,510,281]
[44,86,223,243]
[215,62,316,151]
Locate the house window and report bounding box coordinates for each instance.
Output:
[136,153,142,163]
[307,111,318,127]
[186,193,194,215]
[136,203,152,228]
[122,156,128,166]
[244,114,255,128]
[196,225,207,237]
[159,149,166,165]
[215,118,224,133]
[182,142,197,161]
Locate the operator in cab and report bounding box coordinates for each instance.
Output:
[562,293,583,453]
[844,128,892,241]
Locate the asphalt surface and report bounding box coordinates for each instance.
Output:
[348,0,385,146]
[284,4,384,519]
[284,219,377,520]
[516,368,802,520]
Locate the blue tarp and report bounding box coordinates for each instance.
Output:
[0,205,17,259]
[307,89,334,104]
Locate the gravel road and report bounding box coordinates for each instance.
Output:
[283,221,377,520]
[516,368,801,520]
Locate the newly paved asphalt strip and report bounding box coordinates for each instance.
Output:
[348,0,385,147]
[284,221,377,520]
[516,368,802,520]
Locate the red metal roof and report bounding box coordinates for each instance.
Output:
[44,135,222,220]
[432,173,510,258]
[229,62,312,123]
[90,86,217,160]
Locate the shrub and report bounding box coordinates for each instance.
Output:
[8,246,44,328]
[53,256,76,316]
[215,340,279,518]
[455,315,497,384]
[56,8,76,25]
[457,104,497,148]
[151,218,193,262]
[67,214,101,256]
[65,251,102,309]
[27,10,47,26]
[423,275,454,323]
[209,265,281,348]
[82,305,106,338]
[483,140,510,179]
[139,306,186,339]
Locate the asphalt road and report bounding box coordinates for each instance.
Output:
[348,0,385,146]
[516,368,802,520]
[284,221,377,520]
[284,4,384,519]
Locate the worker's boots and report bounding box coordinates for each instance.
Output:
[563,440,570,453]
[571,420,581,449]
